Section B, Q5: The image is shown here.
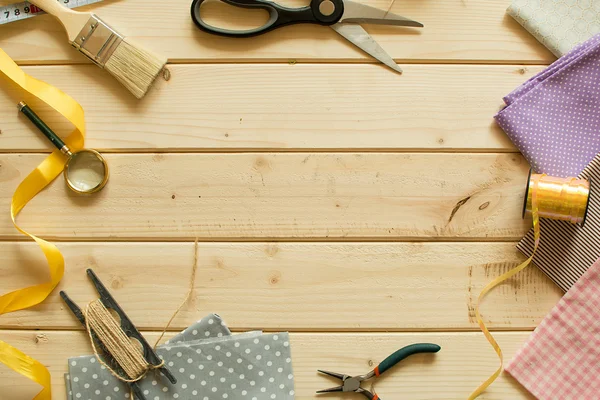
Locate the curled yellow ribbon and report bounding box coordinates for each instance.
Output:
[0,48,85,399]
[467,174,541,399]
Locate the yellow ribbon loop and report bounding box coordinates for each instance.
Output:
[467,174,542,400]
[0,48,86,400]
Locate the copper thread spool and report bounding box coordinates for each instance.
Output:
[522,170,591,226]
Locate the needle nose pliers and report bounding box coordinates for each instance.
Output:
[317,343,441,399]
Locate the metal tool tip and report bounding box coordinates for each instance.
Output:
[17,101,26,111]
[380,59,403,74]
[391,64,403,74]
[316,386,343,393]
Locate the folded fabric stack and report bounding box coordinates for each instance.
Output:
[496,33,600,290]
[506,257,600,398]
[508,0,600,57]
[64,314,296,400]
[495,31,600,400]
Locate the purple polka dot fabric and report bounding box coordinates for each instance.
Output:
[495,33,600,177]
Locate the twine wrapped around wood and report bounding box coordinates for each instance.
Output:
[83,239,199,385]
[85,300,159,382]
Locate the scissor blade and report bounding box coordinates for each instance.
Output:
[340,0,423,27]
[331,23,403,73]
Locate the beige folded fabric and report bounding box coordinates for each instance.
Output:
[508,0,600,56]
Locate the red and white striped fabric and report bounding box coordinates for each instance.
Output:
[506,257,600,399]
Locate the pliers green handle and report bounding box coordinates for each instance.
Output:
[317,343,441,400]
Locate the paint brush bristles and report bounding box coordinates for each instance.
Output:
[29,0,167,99]
[104,38,167,99]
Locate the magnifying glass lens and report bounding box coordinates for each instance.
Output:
[65,150,108,193]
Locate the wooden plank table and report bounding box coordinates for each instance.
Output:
[0,0,560,398]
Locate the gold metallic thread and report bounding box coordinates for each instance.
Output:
[524,174,590,225]
[469,172,590,399]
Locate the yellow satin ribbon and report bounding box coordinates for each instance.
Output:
[0,48,85,400]
[467,174,542,399]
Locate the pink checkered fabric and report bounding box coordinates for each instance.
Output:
[506,258,600,399]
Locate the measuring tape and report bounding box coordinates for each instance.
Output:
[0,0,102,25]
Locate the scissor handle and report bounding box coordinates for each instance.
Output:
[191,0,344,37]
[374,343,441,376]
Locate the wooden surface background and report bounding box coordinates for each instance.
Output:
[0,0,560,398]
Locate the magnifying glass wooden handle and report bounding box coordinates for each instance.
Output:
[18,101,72,156]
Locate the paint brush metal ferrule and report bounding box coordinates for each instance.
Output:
[72,15,123,68]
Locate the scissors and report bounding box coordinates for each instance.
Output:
[190,0,423,73]
[317,343,441,399]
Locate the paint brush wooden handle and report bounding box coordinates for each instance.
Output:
[27,0,167,98]
[28,0,93,41]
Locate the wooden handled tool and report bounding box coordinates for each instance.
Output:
[29,0,167,98]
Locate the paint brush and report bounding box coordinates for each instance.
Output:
[29,0,167,99]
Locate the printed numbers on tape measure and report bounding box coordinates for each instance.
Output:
[4,7,27,18]
[2,0,70,21]
[0,0,102,24]
[3,4,35,19]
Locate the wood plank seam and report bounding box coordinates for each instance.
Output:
[0,64,544,153]
[0,242,561,331]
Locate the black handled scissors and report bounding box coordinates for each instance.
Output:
[317,343,441,399]
[190,0,423,73]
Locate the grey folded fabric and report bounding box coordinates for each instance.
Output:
[508,0,600,57]
[64,314,295,399]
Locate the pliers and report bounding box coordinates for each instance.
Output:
[317,343,441,399]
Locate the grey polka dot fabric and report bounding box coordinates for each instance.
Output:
[495,33,600,177]
[508,0,600,57]
[64,314,296,400]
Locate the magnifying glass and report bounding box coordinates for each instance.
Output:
[18,101,109,194]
